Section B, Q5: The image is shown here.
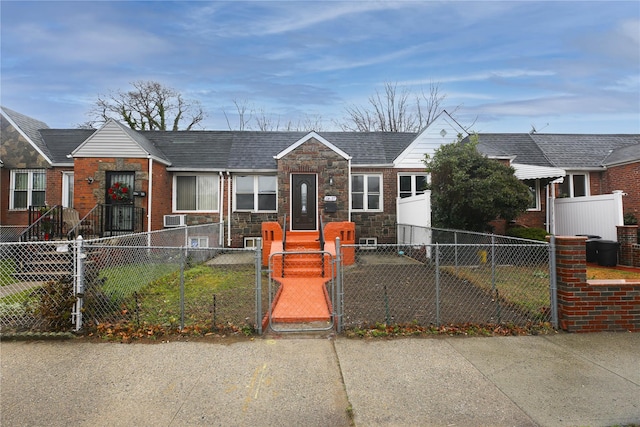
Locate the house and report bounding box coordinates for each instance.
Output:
[471,133,640,234]
[1,106,466,245]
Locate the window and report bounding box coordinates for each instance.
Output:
[235,175,277,212]
[10,169,46,210]
[189,236,209,248]
[175,174,218,212]
[524,179,540,210]
[62,172,74,208]
[558,174,589,198]
[352,174,382,211]
[399,174,429,198]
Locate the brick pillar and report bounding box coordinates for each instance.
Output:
[555,236,587,332]
[617,225,638,266]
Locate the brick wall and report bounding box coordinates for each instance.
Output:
[617,225,639,267]
[602,162,640,220]
[555,236,640,332]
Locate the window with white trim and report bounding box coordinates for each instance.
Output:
[10,169,46,210]
[174,174,219,212]
[398,174,429,198]
[352,174,382,211]
[558,173,589,198]
[524,179,540,210]
[234,175,277,212]
[62,172,74,208]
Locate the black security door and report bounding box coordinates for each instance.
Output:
[105,171,135,233]
[291,174,316,230]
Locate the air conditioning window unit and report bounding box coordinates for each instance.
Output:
[164,214,187,228]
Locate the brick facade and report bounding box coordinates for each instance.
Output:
[602,163,640,220]
[555,236,640,332]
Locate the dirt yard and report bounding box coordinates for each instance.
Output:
[342,253,539,328]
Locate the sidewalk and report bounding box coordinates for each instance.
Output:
[1,332,638,426]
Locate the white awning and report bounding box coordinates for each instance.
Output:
[512,163,565,180]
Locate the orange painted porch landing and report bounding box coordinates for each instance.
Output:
[271,277,332,323]
[269,231,332,324]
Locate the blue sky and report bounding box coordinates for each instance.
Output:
[1,1,639,134]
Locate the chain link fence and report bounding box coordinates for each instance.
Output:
[2,224,555,336]
[344,226,553,329]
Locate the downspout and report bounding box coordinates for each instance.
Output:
[227,171,232,247]
[549,181,556,235]
[219,171,224,247]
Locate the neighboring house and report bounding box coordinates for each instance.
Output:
[1,106,466,245]
[471,133,640,233]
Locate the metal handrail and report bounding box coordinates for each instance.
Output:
[20,205,62,241]
[281,213,288,278]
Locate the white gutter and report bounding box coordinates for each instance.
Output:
[219,171,224,247]
[227,171,232,247]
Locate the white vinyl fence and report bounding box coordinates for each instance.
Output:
[396,192,431,244]
[553,192,624,241]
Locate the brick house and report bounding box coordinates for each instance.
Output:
[469,133,640,234]
[1,106,466,245]
[4,105,637,244]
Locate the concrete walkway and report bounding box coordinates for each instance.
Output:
[1,332,638,426]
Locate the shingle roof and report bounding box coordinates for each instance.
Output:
[1,106,51,160]
[474,133,640,169]
[473,133,554,167]
[146,131,417,170]
[602,142,640,166]
[38,129,95,164]
[530,134,640,168]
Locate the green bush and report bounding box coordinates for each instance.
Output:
[623,212,638,225]
[506,227,549,241]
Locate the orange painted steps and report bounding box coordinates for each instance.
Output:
[267,230,333,325]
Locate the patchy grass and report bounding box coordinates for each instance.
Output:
[442,265,550,316]
[345,321,555,338]
[89,263,258,342]
[586,266,640,280]
[0,259,17,286]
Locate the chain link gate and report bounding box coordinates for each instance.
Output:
[266,247,340,333]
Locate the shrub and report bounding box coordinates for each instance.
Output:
[506,227,549,241]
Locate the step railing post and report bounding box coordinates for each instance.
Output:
[335,237,343,333]
[255,238,263,335]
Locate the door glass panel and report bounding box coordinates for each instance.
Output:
[301,183,307,214]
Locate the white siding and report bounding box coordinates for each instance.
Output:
[74,121,148,158]
[394,114,464,168]
[553,192,624,241]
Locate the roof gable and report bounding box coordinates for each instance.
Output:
[394,111,467,168]
[275,132,351,161]
[1,106,52,164]
[72,119,171,165]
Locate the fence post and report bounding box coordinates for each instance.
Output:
[73,236,85,331]
[435,243,440,326]
[491,234,501,322]
[255,238,263,335]
[335,237,343,333]
[454,231,459,272]
[179,246,186,331]
[548,235,558,329]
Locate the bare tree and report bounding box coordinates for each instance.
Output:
[339,81,457,132]
[223,99,252,131]
[88,81,205,131]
